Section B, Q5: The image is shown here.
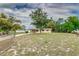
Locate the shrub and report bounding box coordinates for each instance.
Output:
[25,31,28,33]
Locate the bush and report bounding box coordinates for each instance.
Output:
[25,31,28,33]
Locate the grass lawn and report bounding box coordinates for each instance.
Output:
[1,33,79,56]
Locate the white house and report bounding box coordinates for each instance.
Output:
[29,28,52,33]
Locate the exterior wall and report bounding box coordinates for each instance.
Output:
[72,30,79,34]
[41,29,51,33]
[43,29,52,33]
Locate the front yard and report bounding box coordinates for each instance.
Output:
[1,33,79,56]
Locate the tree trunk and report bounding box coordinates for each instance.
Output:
[39,29,41,33]
[13,31,16,38]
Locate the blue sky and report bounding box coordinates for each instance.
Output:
[0,3,79,29]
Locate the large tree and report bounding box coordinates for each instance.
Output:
[0,13,11,34]
[0,18,13,34]
[55,16,79,33]
[61,22,74,33]
[8,16,22,36]
[67,16,79,30]
[0,13,22,35]
[30,8,48,33]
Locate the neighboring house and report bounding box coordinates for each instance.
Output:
[72,29,79,33]
[28,28,52,33]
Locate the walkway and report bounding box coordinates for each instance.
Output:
[0,34,26,41]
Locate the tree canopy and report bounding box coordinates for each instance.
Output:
[0,13,22,35]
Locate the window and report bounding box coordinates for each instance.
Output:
[42,30,44,31]
[46,29,48,31]
[36,30,38,32]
